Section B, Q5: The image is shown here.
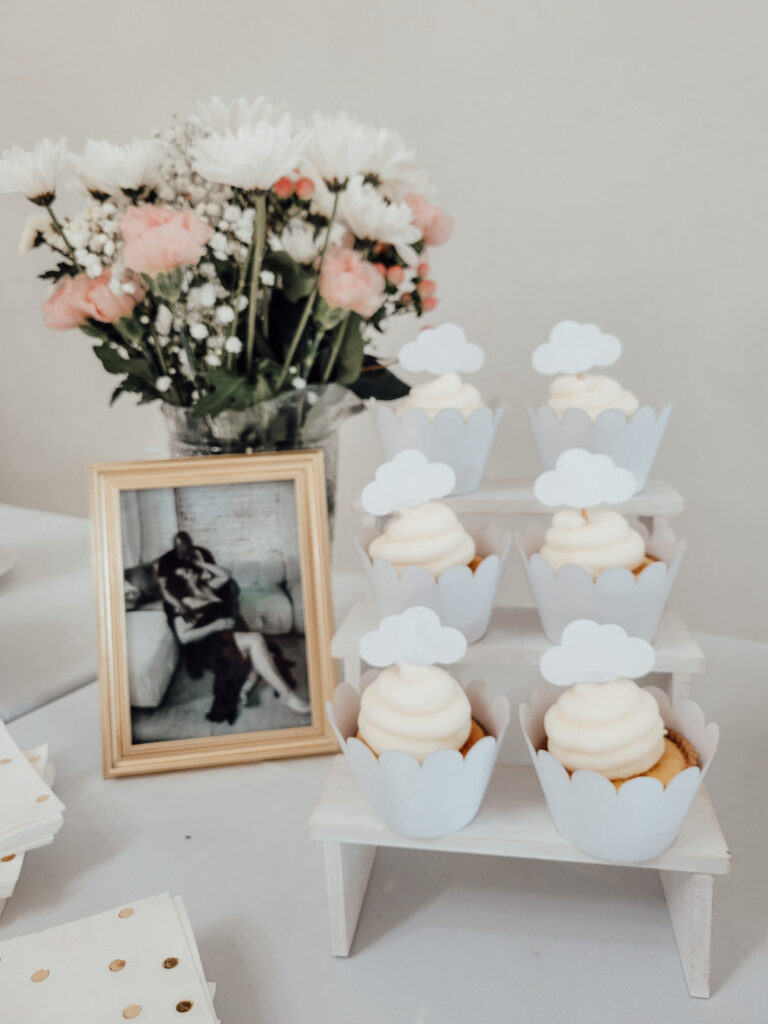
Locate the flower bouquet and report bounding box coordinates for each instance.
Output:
[0,97,453,462]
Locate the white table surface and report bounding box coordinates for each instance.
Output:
[0,504,96,721]
[3,632,766,1023]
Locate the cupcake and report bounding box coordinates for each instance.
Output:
[517,449,685,641]
[537,507,654,580]
[528,320,670,493]
[546,372,639,421]
[358,451,510,643]
[520,620,719,862]
[327,607,510,838]
[355,662,486,761]
[543,679,696,789]
[367,501,480,578]
[398,371,484,421]
[373,324,506,494]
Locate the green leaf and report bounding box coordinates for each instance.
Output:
[112,314,147,345]
[92,343,156,387]
[330,315,364,386]
[191,370,248,417]
[266,251,315,303]
[348,356,410,400]
[190,370,274,418]
[110,377,148,405]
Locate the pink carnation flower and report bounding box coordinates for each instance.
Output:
[121,204,214,275]
[42,269,145,330]
[318,247,385,319]
[406,194,454,247]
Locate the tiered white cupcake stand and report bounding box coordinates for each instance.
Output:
[310,475,730,998]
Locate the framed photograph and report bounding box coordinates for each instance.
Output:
[91,450,338,777]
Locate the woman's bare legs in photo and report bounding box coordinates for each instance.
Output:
[234,632,310,714]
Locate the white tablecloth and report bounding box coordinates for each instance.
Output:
[0,504,96,721]
[3,633,766,1022]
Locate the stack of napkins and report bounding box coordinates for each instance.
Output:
[0,724,64,916]
[0,893,219,1022]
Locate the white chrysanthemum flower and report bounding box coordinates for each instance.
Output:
[292,376,307,390]
[306,112,376,190]
[338,176,420,246]
[0,138,68,203]
[204,352,222,367]
[17,210,57,253]
[191,117,309,192]
[363,127,431,202]
[274,219,346,265]
[71,138,164,197]
[224,336,243,354]
[189,322,209,340]
[276,221,321,265]
[195,96,278,135]
[156,376,172,392]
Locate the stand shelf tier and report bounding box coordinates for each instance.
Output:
[309,756,730,997]
[333,604,704,698]
[354,479,684,519]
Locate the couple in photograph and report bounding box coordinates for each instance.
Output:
[156,531,310,725]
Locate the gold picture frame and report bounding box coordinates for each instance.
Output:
[91,450,338,777]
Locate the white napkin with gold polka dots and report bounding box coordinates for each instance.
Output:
[0,722,64,858]
[0,893,219,1022]
[0,745,56,905]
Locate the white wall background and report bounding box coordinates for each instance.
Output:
[1,1,766,639]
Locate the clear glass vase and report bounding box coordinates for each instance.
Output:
[162,383,363,534]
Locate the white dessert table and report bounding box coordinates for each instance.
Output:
[2,633,765,1022]
[0,504,96,721]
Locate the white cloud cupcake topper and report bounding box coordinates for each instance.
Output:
[532,320,622,376]
[534,448,637,508]
[360,449,456,515]
[359,606,468,667]
[398,323,485,375]
[539,619,656,687]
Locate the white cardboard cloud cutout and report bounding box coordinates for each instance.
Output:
[534,448,637,508]
[539,619,656,687]
[532,320,622,375]
[361,449,456,515]
[398,323,485,375]
[359,606,467,666]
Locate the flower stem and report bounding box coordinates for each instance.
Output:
[45,203,81,268]
[245,191,267,374]
[321,313,352,383]
[275,193,339,392]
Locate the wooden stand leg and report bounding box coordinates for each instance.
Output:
[342,656,362,689]
[660,870,714,998]
[323,841,376,956]
[670,673,692,704]
[0,897,6,920]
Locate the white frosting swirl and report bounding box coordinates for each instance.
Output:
[547,374,639,421]
[539,508,645,579]
[368,501,476,577]
[400,371,484,420]
[544,679,666,779]
[358,662,472,762]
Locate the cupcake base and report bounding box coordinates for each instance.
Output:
[553,732,699,791]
